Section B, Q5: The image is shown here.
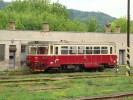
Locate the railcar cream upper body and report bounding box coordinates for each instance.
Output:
[27,41,116,55]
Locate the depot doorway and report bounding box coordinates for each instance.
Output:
[119,50,125,65]
[9,45,16,67]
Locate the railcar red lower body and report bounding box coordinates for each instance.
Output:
[26,55,117,71]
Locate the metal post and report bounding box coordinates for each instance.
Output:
[126,0,130,76]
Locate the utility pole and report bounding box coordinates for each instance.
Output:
[126,0,130,76]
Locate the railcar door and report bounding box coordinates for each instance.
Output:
[92,46,101,68]
[53,46,60,67]
[9,51,15,67]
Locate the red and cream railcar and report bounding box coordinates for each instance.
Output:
[26,41,117,72]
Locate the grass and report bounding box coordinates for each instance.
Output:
[0,66,133,100]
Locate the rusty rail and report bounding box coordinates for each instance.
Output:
[66,92,133,100]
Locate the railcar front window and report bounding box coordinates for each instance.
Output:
[30,47,37,54]
[37,47,48,54]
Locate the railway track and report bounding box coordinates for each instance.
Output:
[0,72,131,79]
[65,92,133,100]
[0,72,133,100]
[0,74,118,84]
[0,74,133,88]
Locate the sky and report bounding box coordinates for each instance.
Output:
[4,0,133,20]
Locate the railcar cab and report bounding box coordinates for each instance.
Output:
[26,41,48,71]
[27,42,48,55]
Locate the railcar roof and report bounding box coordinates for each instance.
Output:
[28,41,116,45]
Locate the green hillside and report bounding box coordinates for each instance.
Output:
[68,9,116,28]
[0,0,10,9]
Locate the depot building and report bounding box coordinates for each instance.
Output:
[0,22,133,71]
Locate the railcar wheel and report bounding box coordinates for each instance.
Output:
[59,65,66,73]
[79,65,84,72]
[98,65,105,72]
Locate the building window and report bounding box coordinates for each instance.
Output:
[21,45,26,53]
[21,45,27,66]
[21,45,26,60]
[0,44,5,61]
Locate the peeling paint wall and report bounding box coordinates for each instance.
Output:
[0,40,28,71]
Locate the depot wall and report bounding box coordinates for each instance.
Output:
[0,29,133,71]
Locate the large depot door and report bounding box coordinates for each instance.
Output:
[119,50,125,65]
[9,51,15,67]
[9,45,16,67]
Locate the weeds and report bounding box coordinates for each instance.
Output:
[0,67,133,99]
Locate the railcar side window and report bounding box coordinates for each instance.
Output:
[78,46,85,54]
[69,46,77,54]
[110,47,113,54]
[101,47,108,54]
[50,46,53,54]
[30,47,37,54]
[55,47,58,54]
[86,47,92,54]
[37,47,48,54]
[94,47,100,54]
[61,46,68,54]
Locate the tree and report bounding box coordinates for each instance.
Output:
[111,17,127,33]
[51,2,69,19]
[0,0,88,31]
[84,17,98,32]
